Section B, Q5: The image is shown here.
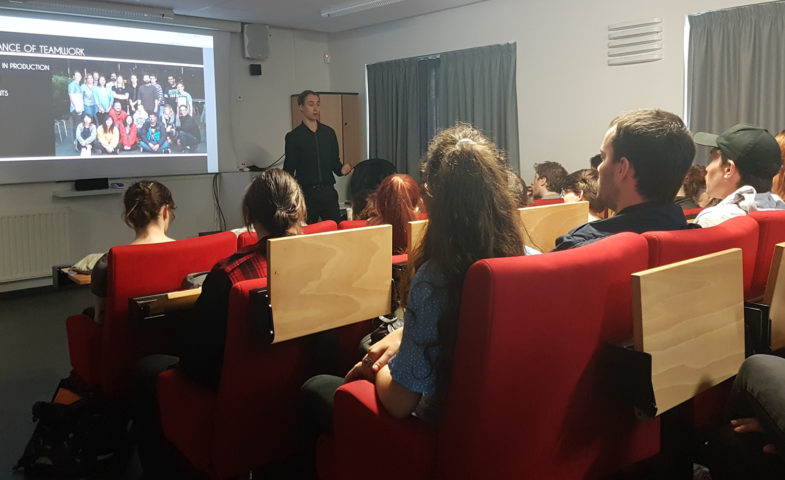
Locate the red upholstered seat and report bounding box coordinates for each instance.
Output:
[749,210,785,300]
[682,207,704,220]
[66,232,237,398]
[158,277,312,477]
[237,220,338,249]
[338,219,368,230]
[643,215,759,299]
[320,232,659,479]
[302,220,338,234]
[158,275,369,478]
[530,197,564,206]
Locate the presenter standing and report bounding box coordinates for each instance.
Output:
[284,90,352,223]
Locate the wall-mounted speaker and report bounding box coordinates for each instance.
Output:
[249,64,262,76]
[242,23,270,61]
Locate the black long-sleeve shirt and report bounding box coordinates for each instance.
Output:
[283,122,343,186]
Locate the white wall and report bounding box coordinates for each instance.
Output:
[327,0,770,180]
[0,23,330,291]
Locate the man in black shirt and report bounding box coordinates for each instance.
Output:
[553,109,698,251]
[284,90,352,223]
[175,104,201,152]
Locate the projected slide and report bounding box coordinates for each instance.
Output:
[0,15,218,184]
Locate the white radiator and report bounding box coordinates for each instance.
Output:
[0,209,71,283]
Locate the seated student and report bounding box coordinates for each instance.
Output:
[134,169,305,477]
[553,109,697,251]
[674,164,707,210]
[531,161,567,201]
[698,354,785,479]
[139,113,170,154]
[178,168,306,389]
[694,124,785,228]
[590,153,602,170]
[94,116,120,155]
[562,168,607,221]
[301,123,525,447]
[174,104,200,152]
[90,181,175,323]
[366,174,422,254]
[119,114,138,151]
[74,114,97,155]
[772,131,785,199]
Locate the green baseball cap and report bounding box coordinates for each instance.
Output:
[694,124,781,178]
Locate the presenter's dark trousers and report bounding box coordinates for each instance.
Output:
[303,184,340,224]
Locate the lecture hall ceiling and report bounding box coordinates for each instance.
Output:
[104,0,487,32]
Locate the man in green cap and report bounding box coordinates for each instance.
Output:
[694,124,785,228]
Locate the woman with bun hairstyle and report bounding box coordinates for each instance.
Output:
[178,168,306,390]
[90,180,175,323]
[367,173,422,254]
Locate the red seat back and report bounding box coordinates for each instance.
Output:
[302,220,338,234]
[339,220,368,230]
[237,221,339,249]
[749,210,785,299]
[643,215,759,298]
[436,232,658,478]
[530,198,564,206]
[101,232,237,397]
[208,278,315,477]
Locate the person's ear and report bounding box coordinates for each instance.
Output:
[617,156,632,179]
[160,205,169,221]
[579,190,587,201]
[724,159,737,178]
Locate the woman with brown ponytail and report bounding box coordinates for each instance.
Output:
[90,180,175,324]
[135,169,306,477]
[178,168,306,390]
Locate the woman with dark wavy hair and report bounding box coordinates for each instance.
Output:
[303,124,525,430]
[367,173,422,254]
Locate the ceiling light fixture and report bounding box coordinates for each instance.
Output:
[320,0,405,18]
[0,0,175,20]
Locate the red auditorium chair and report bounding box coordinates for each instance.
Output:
[749,210,785,300]
[318,232,659,479]
[157,277,318,478]
[643,215,760,428]
[236,220,338,249]
[681,207,703,220]
[643,215,759,299]
[529,197,564,207]
[65,232,237,398]
[338,219,368,230]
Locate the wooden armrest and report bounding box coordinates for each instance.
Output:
[130,287,202,321]
[632,248,745,415]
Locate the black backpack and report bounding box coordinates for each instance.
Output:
[13,379,129,478]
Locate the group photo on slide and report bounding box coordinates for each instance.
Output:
[54,62,206,157]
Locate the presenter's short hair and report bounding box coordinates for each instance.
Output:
[297,90,319,105]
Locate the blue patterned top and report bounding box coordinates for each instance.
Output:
[388,260,448,421]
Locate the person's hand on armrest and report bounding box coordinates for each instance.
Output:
[344,327,403,383]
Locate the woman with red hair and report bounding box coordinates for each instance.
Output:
[368,174,423,254]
